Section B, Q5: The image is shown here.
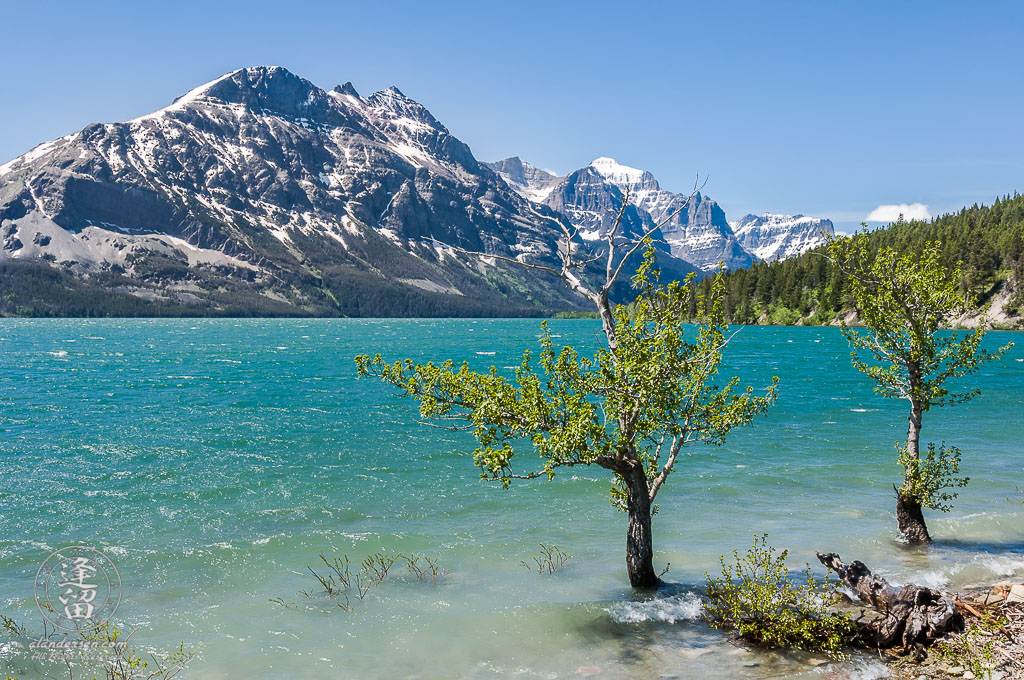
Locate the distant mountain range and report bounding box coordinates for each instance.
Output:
[0,66,833,317]
[485,157,786,271]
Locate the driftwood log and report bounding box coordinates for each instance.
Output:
[817,552,964,650]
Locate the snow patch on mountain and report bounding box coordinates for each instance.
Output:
[0,135,76,177]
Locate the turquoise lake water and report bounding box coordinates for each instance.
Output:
[0,319,1022,679]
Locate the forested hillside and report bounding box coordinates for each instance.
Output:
[0,260,551,318]
[692,194,1024,328]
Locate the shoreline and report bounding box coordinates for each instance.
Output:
[883,581,1023,679]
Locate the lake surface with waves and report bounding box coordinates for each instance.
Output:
[1,318,1021,679]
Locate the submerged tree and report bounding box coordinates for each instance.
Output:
[356,193,777,588]
[826,234,1013,543]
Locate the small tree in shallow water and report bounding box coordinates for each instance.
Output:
[826,234,1013,543]
[357,196,777,588]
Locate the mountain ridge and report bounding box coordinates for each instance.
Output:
[1,66,830,317]
[2,66,701,317]
[484,156,832,272]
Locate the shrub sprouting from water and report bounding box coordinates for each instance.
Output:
[291,551,448,612]
[520,544,571,575]
[0,615,195,680]
[704,534,855,658]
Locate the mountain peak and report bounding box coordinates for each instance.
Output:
[364,86,444,132]
[333,81,360,98]
[589,157,645,183]
[143,66,325,117]
[484,157,561,203]
[179,66,351,127]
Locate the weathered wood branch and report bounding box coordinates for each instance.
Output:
[816,552,963,650]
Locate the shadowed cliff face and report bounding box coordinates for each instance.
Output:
[0,66,704,316]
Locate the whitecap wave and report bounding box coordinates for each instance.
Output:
[252,533,286,546]
[908,569,950,590]
[974,554,1024,578]
[101,545,130,558]
[606,592,703,623]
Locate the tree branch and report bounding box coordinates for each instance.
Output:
[649,433,684,501]
[606,174,705,289]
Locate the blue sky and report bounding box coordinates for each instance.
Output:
[2,0,1021,232]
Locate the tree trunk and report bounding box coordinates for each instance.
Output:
[596,282,656,588]
[817,553,962,650]
[897,398,931,543]
[896,489,931,543]
[596,288,658,587]
[624,463,660,589]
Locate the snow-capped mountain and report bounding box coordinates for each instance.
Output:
[585,158,753,271]
[487,156,834,271]
[732,213,835,262]
[486,156,753,270]
[0,66,704,316]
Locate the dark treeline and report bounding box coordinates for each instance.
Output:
[690,193,1024,326]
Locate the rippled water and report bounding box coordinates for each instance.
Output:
[1,319,1021,679]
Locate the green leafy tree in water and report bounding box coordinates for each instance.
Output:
[357,192,778,588]
[826,232,1013,543]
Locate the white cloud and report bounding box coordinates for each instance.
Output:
[866,203,931,222]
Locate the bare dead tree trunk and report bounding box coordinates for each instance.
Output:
[596,288,618,351]
[817,553,962,649]
[624,461,660,589]
[897,397,931,543]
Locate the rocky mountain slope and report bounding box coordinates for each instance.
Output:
[486,157,832,272]
[0,67,702,317]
